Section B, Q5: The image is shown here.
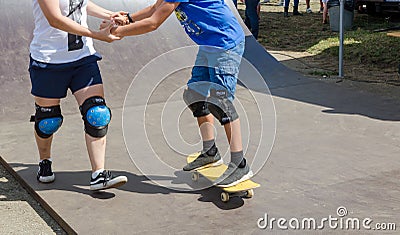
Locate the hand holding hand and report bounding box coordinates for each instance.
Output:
[111,11,129,26]
[99,19,112,30]
[96,21,121,43]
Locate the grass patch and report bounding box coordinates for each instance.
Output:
[238,0,400,81]
[309,70,338,77]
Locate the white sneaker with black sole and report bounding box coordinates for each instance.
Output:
[90,170,128,191]
[37,159,55,183]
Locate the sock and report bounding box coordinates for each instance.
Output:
[202,139,215,153]
[231,151,244,167]
[39,158,52,163]
[92,169,105,179]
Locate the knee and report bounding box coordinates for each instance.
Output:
[79,96,111,138]
[207,89,239,125]
[32,103,63,139]
[183,88,211,118]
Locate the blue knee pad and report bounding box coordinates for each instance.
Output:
[79,96,111,138]
[32,104,63,138]
[207,89,239,125]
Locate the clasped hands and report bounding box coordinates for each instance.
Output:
[97,11,130,42]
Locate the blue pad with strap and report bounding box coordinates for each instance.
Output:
[86,105,111,127]
[80,96,111,138]
[32,104,63,138]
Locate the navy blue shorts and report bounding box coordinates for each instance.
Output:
[29,54,103,99]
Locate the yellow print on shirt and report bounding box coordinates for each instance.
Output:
[175,9,203,36]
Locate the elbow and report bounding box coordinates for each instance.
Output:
[47,17,64,29]
[149,21,162,31]
[149,23,159,31]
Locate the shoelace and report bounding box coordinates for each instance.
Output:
[101,170,112,186]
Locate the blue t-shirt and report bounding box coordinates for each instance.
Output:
[165,0,245,50]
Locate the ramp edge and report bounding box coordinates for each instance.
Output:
[0,156,77,235]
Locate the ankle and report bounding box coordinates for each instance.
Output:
[205,144,218,156]
[238,158,247,168]
[231,150,244,166]
[40,158,52,163]
[202,139,215,153]
[92,169,105,179]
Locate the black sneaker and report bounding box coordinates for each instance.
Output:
[183,149,223,171]
[37,159,55,183]
[90,170,128,191]
[215,159,253,188]
[293,11,303,16]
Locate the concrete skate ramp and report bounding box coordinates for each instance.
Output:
[1,0,400,234]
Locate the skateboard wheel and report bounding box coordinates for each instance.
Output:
[221,192,230,202]
[191,172,199,182]
[245,189,254,198]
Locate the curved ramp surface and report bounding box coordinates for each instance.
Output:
[1,0,400,234]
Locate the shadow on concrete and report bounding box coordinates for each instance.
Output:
[9,162,246,210]
[241,36,400,121]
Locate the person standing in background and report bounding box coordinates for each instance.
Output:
[244,0,261,39]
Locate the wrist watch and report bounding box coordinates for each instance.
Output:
[127,13,134,23]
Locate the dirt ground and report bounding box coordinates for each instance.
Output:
[238,0,400,100]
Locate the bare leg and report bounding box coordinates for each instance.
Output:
[33,97,60,161]
[197,114,215,142]
[223,119,243,152]
[183,114,219,171]
[73,84,106,172]
[323,2,328,23]
[306,0,310,9]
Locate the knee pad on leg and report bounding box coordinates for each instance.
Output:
[183,88,210,117]
[79,96,111,138]
[207,89,239,125]
[31,104,63,139]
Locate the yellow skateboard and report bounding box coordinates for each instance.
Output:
[187,152,260,202]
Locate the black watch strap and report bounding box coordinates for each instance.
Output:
[127,13,134,23]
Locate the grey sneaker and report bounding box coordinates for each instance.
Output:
[215,160,253,187]
[183,150,223,171]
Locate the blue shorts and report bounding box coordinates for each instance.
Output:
[187,39,245,101]
[29,54,103,99]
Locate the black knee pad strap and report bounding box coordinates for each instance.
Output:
[32,104,63,139]
[207,89,239,125]
[79,96,111,138]
[183,88,210,118]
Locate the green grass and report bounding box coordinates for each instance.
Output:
[238,2,400,80]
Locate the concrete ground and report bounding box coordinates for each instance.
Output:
[1,0,399,234]
[0,161,65,234]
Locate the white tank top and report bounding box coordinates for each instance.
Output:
[30,0,96,63]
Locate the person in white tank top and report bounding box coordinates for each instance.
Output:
[30,0,129,191]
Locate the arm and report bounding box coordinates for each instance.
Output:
[87,1,114,19]
[88,1,129,25]
[112,0,179,37]
[128,0,164,22]
[38,0,120,42]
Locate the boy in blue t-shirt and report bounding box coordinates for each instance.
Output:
[105,0,253,187]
